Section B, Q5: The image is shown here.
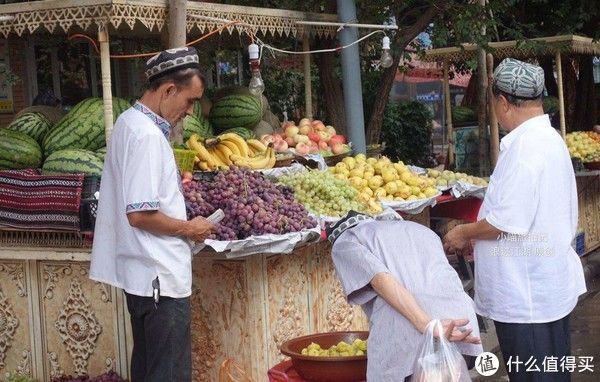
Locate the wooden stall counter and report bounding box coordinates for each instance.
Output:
[0,242,368,382]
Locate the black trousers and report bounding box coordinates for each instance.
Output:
[125,292,191,382]
[495,315,571,382]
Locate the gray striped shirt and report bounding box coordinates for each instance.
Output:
[332,220,483,381]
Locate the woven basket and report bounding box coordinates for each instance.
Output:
[173,149,196,173]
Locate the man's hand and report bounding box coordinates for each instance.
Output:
[443,225,471,255]
[434,319,481,344]
[184,217,214,242]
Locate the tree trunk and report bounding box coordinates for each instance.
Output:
[574,55,596,131]
[365,4,444,145]
[314,38,347,135]
[168,0,187,145]
[462,72,479,108]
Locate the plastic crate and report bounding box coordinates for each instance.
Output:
[173,148,196,173]
[80,176,101,232]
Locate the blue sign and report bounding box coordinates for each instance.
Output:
[416,93,441,102]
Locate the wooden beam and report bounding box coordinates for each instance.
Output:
[443,60,454,167]
[98,26,114,145]
[487,53,499,168]
[168,0,186,145]
[303,34,313,119]
[556,51,566,138]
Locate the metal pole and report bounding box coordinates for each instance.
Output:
[556,51,566,138]
[303,34,313,119]
[98,26,114,145]
[443,60,454,167]
[337,0,366,153]
[477,0,488,176]
[487,53,499,168]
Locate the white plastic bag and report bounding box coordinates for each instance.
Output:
[410,320,471,382]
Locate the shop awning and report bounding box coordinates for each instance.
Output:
[422,34,600,63]
[0,0,338,38]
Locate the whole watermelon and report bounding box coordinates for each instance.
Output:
[183,114,213,141]
[6,111,53,144]
[0,128,43,170]
[209,95,262,133]
[42,149,104,176]
[42,97,131,157]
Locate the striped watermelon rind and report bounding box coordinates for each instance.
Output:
[6,112,52,144]
[95,147,107,162]
[42,149,104,176]
[221,127,255,140]
[42,97,131,157]
[0,128,43,170]
[183,114,213,141]
[209,95,262,133]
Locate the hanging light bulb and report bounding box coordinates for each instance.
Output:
[380,36,393,68]
[248,43,265,96]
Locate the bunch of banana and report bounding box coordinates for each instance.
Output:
[186,133,276,171]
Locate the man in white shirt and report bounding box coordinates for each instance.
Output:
[90,47,213,382]
[444,58,586,382]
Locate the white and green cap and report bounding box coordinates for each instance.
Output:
[493,58,544,99]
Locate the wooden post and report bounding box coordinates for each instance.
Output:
[169,0,187,144]
[303,34,313,119]
[556,51,566,138]
[98,26,114,145]
[443,60,454,167]
[487,53,499,168]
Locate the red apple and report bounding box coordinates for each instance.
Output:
[295,142,310,156]
[308,131,321,143]
[318,141,329,150]
[299,118,311,126]
[285,136,296,147]
[299,124,312,135]
[294,134,309,144]
[313,122,326,132]
[272,133,284,142]
[281,121,295,130]
[317,131,331,142]
[329,134,346,146]
[331,143,346,155]
[285,125,299,138]
[273,140,289,152]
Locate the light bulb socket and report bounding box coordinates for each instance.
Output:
[382,36,391,50]
[248,43,260,60]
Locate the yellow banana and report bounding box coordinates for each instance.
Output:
[215,143,234,165]
[231,153,270,169]
[218,139,242,157]
[198,161,210,171]
[193,156,200,164]
[246,139,267,154]
[209,146,228,167]
[265,147,276,168]
[219,133,250,158]
[187,134,217,169]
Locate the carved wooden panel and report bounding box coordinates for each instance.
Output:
[0,261,32,379]
[38,262,117,380]
[309,242,369,334]
[576,176,600,253]
[265,247,312,368]
[191,258,252,382]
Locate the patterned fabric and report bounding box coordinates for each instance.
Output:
[145,47,200,82]
[126,201,160,213]
[0,169,83,231]
[493,58,545,98]
[326,211,374,244]
[133,101,170,140]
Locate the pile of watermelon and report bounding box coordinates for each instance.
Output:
[1,85,279,176]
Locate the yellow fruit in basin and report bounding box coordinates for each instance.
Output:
[368,175,384,190]
[355,153,367,162]
[384,181,398,195]
[342,156,357,170]
[349,168,365,178]
[374,188,387,199]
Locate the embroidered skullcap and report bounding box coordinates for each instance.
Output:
[145,47,200,82]
[493,58,544,99]
[325,211,374,244]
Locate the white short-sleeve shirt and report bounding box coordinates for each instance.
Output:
[90,103,192,298]
[474,114,586,323]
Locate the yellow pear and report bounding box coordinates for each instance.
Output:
[393,163,408,173]
[384,181,398,195]
[342,157,357,170]
[349,176,364,189]
[366,157,378,166]
[361,187,374,197]
[363,172,374,181]
[349,168,365,178]
[335,162,349,172]
[381,167,398,183]
[374,188,387,199]
[373,161,387,175]
[334,173,348,180]
[418,192,427,199]
[355,153,367,162]
[400,172,412,183]
[406,177,420,187]
[424,187,439,198]
[368,175,384,190]
[336,168,350,178]
[410,186,421,195]
[407,195,418,201]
